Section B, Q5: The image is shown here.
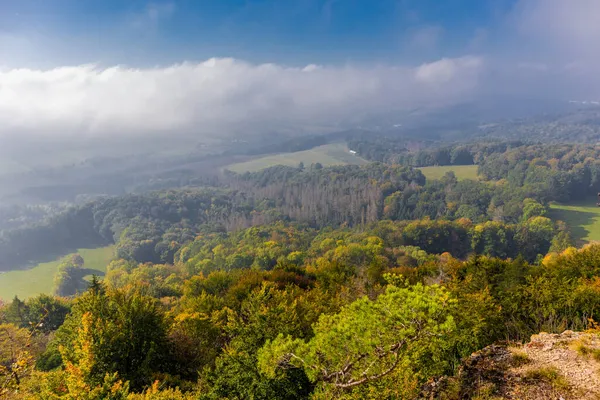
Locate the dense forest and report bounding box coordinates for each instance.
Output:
[4,137,600,398]
[2,220,600,398]
[0,157,576,271]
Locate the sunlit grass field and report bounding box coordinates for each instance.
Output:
[0,245,115,301]
[225,143,368,173]
[549,200,600,245]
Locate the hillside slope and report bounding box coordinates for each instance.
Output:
[423,331,600,399]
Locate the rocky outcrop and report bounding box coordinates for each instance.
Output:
[421,331,600,399]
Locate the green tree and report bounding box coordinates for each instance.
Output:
[522,198,547,221]
[258,282,455,398]
[25,294,71,333]
[2,296,27,327]
[202,283,316,400]
[52,283,171,391]
[0,323,36,396]
[450,146,474,165]
[54,254,86,297]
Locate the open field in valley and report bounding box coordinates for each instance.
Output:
[0,245,115,301]
[549,200,600,245]
[225,143,369,173]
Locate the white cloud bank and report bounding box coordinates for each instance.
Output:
[2,0,600,141]
[0,56,483,138]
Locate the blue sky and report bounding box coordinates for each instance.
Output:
[0,0,599,140]
[1,0,517,66]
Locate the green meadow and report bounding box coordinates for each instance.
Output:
[549,200,600,245]
[225,143,368,173]
[0,246,115,301]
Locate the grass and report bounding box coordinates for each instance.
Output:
[571,339,600,361]
[511,350,531,367]
[548,198,600,245]
[418,165,479,181]
[0,246,115,301]
[225,143,369,173]
[524,366,569,390]
[472,383,498,400]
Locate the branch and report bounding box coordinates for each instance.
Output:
[287,352,308,367]
[335,353,401,389]
[322,353,368,383]
[321,339,408,389]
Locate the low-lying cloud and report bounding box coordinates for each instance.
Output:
[2,0,600,141]
[0,56,483,138]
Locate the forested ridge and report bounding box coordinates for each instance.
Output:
[4,139,600,398]
[0,159,573,270]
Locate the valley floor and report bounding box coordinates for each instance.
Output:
[225,143,368,173]
[549,200,600,245]
[0,245,115,301]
